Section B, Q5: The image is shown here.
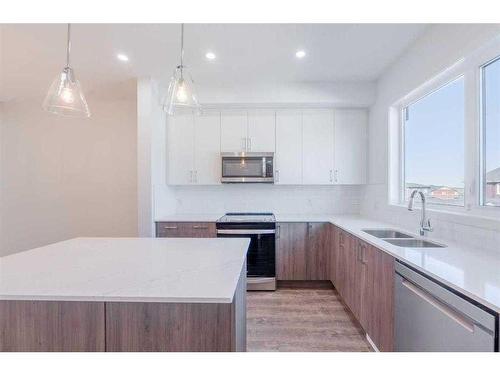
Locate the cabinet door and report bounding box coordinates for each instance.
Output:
[361,243,394,351]
[167,113,195,185]
[334,228,347,295]
[352,238,367,325]
[156,222,216,238]
[342,234,357,314]
[247,110,275,152]
[338,233,364,320]
[221,111,248,152]
[275,110,302,184]
[194,111,221,185]
[306,223,330,280]
[302,110,335,184]
[276,223,307,280]
[330,225,338,286]
[334,109,367,184]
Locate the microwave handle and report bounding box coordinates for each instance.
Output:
[262,157,267,177]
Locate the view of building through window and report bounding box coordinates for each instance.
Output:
[403,77,465,206]
[481,57,500,207]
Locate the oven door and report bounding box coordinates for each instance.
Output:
[221,153,274,183]
[216,229,276,279]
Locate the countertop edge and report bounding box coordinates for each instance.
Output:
[0,295,235,304]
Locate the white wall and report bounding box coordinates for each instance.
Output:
[196,82,376,107]
[362,24,500,251]
[137,77,176,235]
[151,82,376,220]
[0,84,138,256]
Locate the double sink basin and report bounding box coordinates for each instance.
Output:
[361,229,446,248]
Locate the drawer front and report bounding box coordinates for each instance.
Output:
[156,222,216,238]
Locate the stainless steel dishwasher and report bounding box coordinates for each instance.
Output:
[395,261,498,352]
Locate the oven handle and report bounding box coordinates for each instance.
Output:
[217,229,276,235]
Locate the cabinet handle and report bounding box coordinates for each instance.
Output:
[247,137,252,151]
[401,279,475,333]
[163,226,178,230]
[194,170,198,183]
[329,169,333,182]
[275,170,280,183]
[334,169,339,183]
[357,243,367,264]
[192,225,208,229]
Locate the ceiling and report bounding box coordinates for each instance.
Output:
[0,23,429,101]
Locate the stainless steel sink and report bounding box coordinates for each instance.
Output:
[384,238,446,248]
[362,229,414,239]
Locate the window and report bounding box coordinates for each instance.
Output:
[402,77,465,206]
[481,57,500,207]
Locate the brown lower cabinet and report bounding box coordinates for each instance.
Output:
[0,266,247,352]
[330,225,394,351]
[276,222,330,281]
[156,222,216,238]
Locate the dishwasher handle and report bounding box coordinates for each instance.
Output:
[401,279,475,333]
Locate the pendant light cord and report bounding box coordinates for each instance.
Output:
[66,23,71,68]
[180,23,184,78]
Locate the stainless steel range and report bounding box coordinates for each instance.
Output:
[216,213,276,291]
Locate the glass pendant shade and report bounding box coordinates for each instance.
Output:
[43,66,91,118]
[164,66,200,115]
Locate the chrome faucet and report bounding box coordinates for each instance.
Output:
[408,190,433,236]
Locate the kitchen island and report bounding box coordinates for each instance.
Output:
[0,237,249,352]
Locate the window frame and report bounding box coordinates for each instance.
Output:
[389,39,500,219]
[479,54,500,207]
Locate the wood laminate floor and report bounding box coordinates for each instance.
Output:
[247,282,373,352]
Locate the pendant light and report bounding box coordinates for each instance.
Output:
[43,24,91,118]
[164,24,201,115]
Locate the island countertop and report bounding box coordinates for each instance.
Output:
[0,237,250,304]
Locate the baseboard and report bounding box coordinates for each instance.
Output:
[366,334,380,352]
[277,280,334,289]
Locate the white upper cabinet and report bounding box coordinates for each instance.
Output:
[167,111,221,185]
[275,110,303,184]
[166,107,367,186]
[302,110,335,185]
[194,111,221,185]
[247,110,276,152]
[334,109,367,185]
[220,111,248,152]
[167,113,195,185]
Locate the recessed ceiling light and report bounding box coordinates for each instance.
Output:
[295,50,306,59]
[205,52,216,60]
[117,53,129,62]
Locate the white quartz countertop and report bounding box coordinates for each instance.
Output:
[326,215,500,314]
[0,237,249,304]
[275,214,336,222]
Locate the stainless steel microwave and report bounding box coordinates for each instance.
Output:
[221,152,274,183]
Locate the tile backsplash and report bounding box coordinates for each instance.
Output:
[155,184,363,217]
